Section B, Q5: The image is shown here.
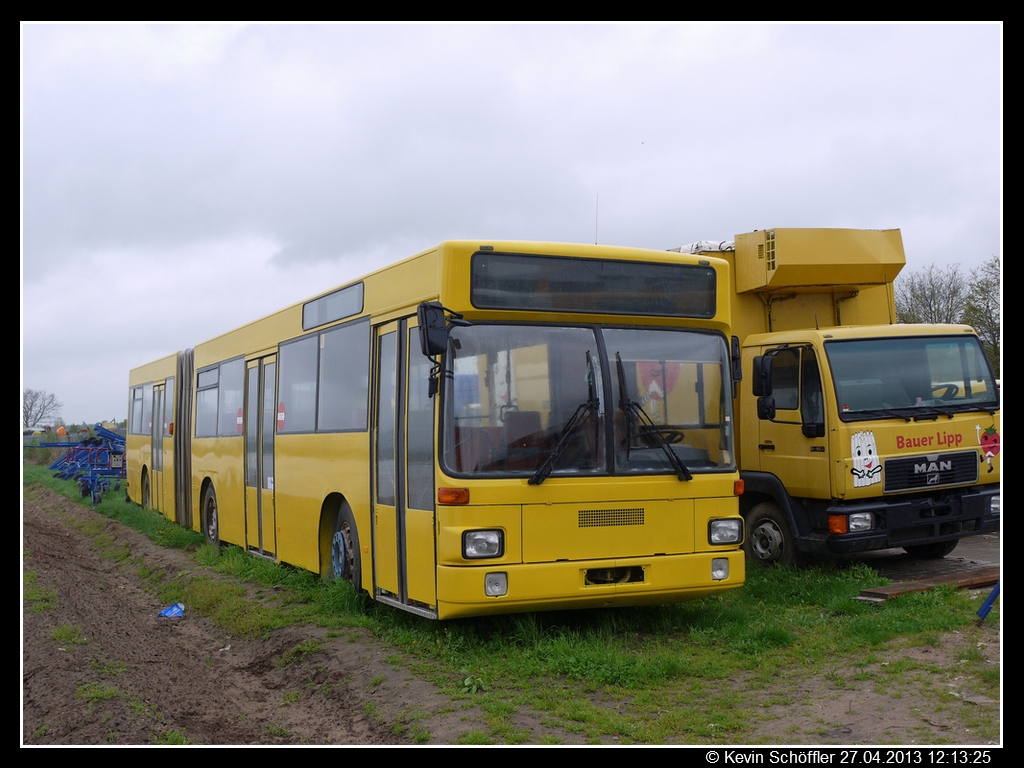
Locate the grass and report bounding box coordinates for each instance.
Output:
[77,682,122,712]
[24,464,205,550]
[24,569,58,612]
[52,624,88,646]
[276,639,324,668]
[24,467,1001,744]
[151,729,190,745]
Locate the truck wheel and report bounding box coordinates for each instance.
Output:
[904,540,958,559]
[744,502,803,566]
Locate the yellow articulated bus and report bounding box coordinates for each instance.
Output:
[127,241,746,619]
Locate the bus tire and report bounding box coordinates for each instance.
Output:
[141,470,151,509]
[331,506,361,592]
[904,540,958,559]
[744,502,803,567]
[203,485,220,548]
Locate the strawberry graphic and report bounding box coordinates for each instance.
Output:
[976,425,999,473]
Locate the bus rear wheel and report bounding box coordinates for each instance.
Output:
[330,507,361,592]
[203,485,220,547]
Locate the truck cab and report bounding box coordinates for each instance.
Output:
[676,229,1000,564]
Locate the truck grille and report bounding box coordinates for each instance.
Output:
[883,451,978,493]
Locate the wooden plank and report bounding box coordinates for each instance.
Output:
[858,565,1000,602]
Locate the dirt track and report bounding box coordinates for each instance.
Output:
[22,486,459,745]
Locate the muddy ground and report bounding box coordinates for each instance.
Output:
[22,485,1000,745]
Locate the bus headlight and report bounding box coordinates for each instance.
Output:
[463,530,504,559]
[711,558,729,581]
[708,518,743,545]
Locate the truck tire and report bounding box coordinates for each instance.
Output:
[744,502,804,567]
[904,540,958,559]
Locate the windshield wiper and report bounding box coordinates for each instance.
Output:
[844,408,914,423]
[846,404,983,422]
[529,352,599,485]
[616,352,692,481]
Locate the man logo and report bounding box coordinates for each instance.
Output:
[914,460,952,474]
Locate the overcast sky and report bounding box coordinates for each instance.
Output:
[21,24,1002,424]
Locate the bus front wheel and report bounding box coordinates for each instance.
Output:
[203,485,220,548]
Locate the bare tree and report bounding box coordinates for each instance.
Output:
[23,389,63,428]
[895,263,969,325]
[965,256,1000,377]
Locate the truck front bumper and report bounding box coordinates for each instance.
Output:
[802,486,999,555]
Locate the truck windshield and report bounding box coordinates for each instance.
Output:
[441,325,735,477]
[825,336,998,421]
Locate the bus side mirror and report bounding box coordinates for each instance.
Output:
[417,302,449,357]
[752,355,773,397]
[731,336,742,383]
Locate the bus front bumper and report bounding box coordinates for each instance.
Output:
[434,551,744,620]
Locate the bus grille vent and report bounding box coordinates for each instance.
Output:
[578,508,645,528]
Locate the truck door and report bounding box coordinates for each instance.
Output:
[758,347,830,499]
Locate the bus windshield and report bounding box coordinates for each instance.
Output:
[825,336,998,421]
[442,324,735,478]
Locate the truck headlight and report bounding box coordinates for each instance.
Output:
[829,512,874,534]
[463,529,504,559]
[848,512,874,532]
[708,518,743,545]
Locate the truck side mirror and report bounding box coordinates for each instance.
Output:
[752,355,773,397]
[802,422,824,438]
[731,336,742,383]
[757,396,777,421]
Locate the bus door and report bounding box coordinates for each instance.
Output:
[245,356,277,558]
[159,376,175,518]
[150,382,165,513]
[373,318,437,617]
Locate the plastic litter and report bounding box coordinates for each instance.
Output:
[159,602,185,618]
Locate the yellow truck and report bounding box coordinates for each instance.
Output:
[675,229,1000,564]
